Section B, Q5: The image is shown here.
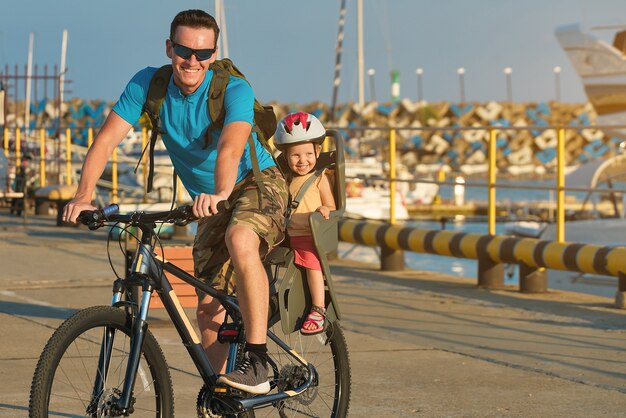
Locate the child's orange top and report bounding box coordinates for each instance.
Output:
[288,170,330,237]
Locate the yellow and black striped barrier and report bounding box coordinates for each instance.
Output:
[338,219,626,301]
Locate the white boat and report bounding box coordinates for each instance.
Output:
[345,183,410,221]
[555,23,626,136]
[344,158,438,220]
[504,220,547,238]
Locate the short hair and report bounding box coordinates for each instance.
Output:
[170,9,220,46]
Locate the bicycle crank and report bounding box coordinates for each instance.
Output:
[197,384,255,418]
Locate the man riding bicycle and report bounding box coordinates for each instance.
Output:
[62,9,288,394]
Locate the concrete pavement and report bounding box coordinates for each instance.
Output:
[1,211,626,417]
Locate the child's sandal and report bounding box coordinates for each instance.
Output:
[300,305,326,335]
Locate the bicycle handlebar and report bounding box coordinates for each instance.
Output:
[77,201,230,230]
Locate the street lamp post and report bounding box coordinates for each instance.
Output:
[416,68,423,103]
[504,67,513,102]
[553,66,562,102]
[367,68,376,101]
[457,67,466,103]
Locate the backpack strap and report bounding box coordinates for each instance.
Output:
[138,64,172,193]
[246,132,269,196]
[207,60,273,196]
[205,61,230,146]
[285,168,326,230]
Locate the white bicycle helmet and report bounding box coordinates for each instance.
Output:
[274,112,326,151]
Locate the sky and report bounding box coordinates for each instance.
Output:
[2,0,626,106]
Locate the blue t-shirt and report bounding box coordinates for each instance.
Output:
[112,66,275,198]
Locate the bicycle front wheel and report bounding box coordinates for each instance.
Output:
[263,319,351,418]
[29,305,174,417]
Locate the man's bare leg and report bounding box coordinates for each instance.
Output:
[197,294,229,374]
[216,224,272,393]
[224,224,268,345]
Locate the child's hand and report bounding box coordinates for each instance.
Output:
[317,206,331,220]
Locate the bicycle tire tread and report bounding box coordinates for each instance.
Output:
[29,305,175,417]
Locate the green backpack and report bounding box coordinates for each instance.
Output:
[139,58,279,193]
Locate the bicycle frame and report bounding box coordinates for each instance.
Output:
[100,221,318,414]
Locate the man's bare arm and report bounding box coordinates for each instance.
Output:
[192,121,251,217]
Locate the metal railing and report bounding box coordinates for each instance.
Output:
[4,123,626,305]
[1,126,157,204]
[333,124,626,242]
[4,123,626,215]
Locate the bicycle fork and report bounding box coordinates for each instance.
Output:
[91,243,155,415]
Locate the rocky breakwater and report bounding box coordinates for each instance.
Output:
[6,97,619,177]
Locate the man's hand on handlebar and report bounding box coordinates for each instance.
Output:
[62,199,97,224]
[193,193,227,218]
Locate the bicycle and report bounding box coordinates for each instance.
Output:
[28,202,351,417]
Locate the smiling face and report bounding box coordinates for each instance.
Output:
[166,25,217,95]
[286,142,321,176]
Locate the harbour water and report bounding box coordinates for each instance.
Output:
[339,179,622,299]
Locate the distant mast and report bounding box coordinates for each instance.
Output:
[59,30,68,117]
[330,0,365,122]
[329,0,347,123]
[25,32,34,137]
[357,0,364,109]
[214,0,229,58]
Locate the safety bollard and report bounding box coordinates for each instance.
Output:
[615,272,626,309]
[477,257,504,289]
[381,245,404,271]
[519,263,547,293]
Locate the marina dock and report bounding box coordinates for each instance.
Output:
[1,211,626,417]
[407,198,623,221]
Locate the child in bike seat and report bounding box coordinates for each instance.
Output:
[274,112,336,335]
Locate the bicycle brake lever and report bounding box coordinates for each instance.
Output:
[87,222,104,231]
[173,205,195,226]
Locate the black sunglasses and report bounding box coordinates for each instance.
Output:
[171,41,216,61]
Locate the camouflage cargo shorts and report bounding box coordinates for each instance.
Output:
[193,166,288,297]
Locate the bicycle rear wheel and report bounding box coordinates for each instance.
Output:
[29,305,174,417]
[262,319,351,417]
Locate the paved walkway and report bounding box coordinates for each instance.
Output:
[1,211,626,417]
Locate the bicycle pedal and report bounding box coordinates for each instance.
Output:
[209,385,250,415]
[217,323,242,343]
[213,384,249,399]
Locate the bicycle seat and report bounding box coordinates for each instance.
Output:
[274,129,346,334]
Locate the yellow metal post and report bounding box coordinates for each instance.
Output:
[39,128,46,187]
[3,128,8,156]
[389,128,397,225]
[488,128,497,235]
[112,147,118,204]
[381,127,404,271]
[556,128,565,243]
[433,168,445,205]
[142,128,148,202]
[65,128,72,185]
[177,174,184,204]
[15,128,21,168]
[87,128,93,148]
